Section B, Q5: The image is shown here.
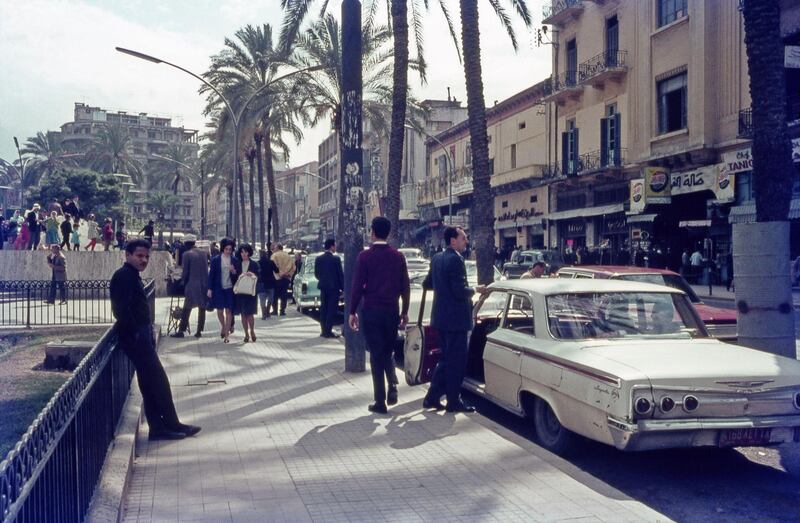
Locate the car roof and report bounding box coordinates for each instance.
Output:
[559,265,679,276]
[488,278,684,296]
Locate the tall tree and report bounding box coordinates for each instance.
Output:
[86,124,143,183]
[736,0,796,356]
[245,144,258,244]
[149,142,197,244]
[200,118,236,237]
[458,0,531,284]
[20,131,77,188]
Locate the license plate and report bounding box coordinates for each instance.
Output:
[719,427,772,447]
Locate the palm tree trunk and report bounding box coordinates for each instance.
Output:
[254,131,267,248]
[170,171,179,244]
[459,0,494,285]
[237,159,248,242]
[226,179,234,238]
[247,149,257,247]
[386,0,409,247]
[264,126,280,244]
[735,0,795,357]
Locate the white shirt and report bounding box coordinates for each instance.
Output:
[221,255,233,289]
[690,251,703,266]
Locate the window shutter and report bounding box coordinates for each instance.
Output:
[600,118,609,167]
[613,113,622,165]
[561,131,569,176]
[573,129,580,174]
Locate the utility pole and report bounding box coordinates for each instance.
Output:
[200,162,206,239]
[340,0,366,372]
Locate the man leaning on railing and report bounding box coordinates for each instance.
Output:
[110,238,201,441]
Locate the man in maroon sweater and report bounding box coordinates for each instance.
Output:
[349,216,410,414]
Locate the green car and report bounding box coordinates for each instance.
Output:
[293,252,344,313]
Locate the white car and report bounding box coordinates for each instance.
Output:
[404,278,800,453]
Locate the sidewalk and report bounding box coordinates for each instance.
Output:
[121,310,669,523]
[690,284,800,307]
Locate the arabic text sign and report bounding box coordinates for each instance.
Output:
[670,165,716,195]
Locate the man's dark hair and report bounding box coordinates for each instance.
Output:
[371,216,390,240]
[125,238,151,254]
[324,238,336,250]
[276,243,283,250]
[443,226,462,246]
[237,243,254,257]
[532,261,546,269]
[184,241,196,250]
[220,237,235,251]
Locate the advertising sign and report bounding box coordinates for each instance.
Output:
[715,167,735,202]
[722,148,753,174]
[644,167,671,203]
[630,178,645,214]
[670,165,717,195]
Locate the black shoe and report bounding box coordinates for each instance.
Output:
[387,387,398,406]
[170,332,185,338]
[194,332,202,338]
[177,424,202,437]
[148,429,186,441]
[446,401,476,413]
[279,312,286,316]
[422,397,445,411]
[368,402,388,414]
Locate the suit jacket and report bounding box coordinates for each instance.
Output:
[314,251,344,292]
[207,255,234,297]
[181,247,209,308]
[424,248,474,332]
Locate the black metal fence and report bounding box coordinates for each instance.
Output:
[0,280,152,328]
[0,280,154,523]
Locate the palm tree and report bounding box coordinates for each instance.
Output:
[736,0,796,356]
[149,142,197,244]
[19,131,77,188]
[200,118,238,237]
[144,191,180,249]
[458,0,531,285]
[87,124,143,183]
[245,144,258,245]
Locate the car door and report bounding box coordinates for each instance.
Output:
[484,292,534,409]
[403,288,440,385]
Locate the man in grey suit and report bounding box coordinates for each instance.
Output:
[422,226,476,413]
[171,235,209,338]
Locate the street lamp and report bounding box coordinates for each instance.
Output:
[405,124,454,225]
[115,46,322,241]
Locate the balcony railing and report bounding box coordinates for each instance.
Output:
[737,108,753,139]
[542,0,584,25]
[543,70,584,103]
[544,148,627,180]
[579,50,628,86]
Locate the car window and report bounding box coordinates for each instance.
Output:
[502,293,535,336]
[615,273,700,303]
[476,291,508,333]
[574,272,594,279]
[557,271,574,279]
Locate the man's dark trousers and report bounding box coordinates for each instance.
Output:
[274,278,289,313]
[120,324,180,431]
[362,308,399,404]
[178,306,205,334]
[427,329,469,406]
[319,288,338,335]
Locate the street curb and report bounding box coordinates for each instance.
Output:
[85,325,160,523]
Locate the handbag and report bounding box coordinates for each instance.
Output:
[233,273,258,296]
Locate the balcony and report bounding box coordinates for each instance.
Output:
[542,70,584,104]
[542,0,584,26]
[579,50,628,88]
[544,149,627,180]
[737,108,752,139]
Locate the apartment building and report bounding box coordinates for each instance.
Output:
[275,161,320,247]
[57,102,200,234]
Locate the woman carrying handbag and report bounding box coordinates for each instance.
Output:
[233,243,260,343]
[207,237,237,343]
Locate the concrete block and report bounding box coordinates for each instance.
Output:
[43,341,95,370]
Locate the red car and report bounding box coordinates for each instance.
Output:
[555,266,737,340]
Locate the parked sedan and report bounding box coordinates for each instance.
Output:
[556,265,737,340]
[502,250,565,279]
[293,252,343,313]
[404,278,800,454]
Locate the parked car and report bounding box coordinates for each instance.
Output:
[502,250,565,279]
[404,278,800,454]
[409,260,503,290]
[556,266,737,340]
[293,252,343,313]
[400,248,430,275]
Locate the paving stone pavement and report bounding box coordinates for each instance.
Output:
[121,310,670,523]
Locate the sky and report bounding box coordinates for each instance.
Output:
[0,0,551,169]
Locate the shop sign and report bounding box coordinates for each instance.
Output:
[444,215,467,228]
[644,167,671,203]
[565,221,585,236]
[722,148,753,174]
[604,216,627,234]
[630,178,645,214]
[670,165,717,195]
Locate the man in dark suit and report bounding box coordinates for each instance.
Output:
[315,238,344,338]
[422,226,476,413]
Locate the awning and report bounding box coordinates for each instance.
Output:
[300,234,318,241]
[729,199,800,224]
[399,210,419,221]
[495,221,517,230]
[545,203,624,222]
[626,213,658,223]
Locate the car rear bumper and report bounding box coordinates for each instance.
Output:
[607,414,800,451]
[297,296,320,309]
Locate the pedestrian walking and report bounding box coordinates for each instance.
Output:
[6,211,19,247]
[140,220,155,245]
[48,198,63,216]
[116,222,127,250]
[233,243,260,343]
[59,213,73,251]
[257,247,277,319]
[26,204,41,251]
[84,214,99,251]
[45,244,67,304]
[520,260,546,279]
[170,234,208,339]
[207,237,237,343]
[44,211,60,247]
[110,239,201,441]
[348,217,410,414]
[422,226,477,413]
[102,218,114,251]
[13,220,29,250]
[315,238,344,338]
[271,244,295,316]
[70,216,81,251]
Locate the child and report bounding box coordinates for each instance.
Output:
[84,214,99,251]
[102,218,114,251]
[45,244,67,304]
[71,217,81,251]
[115,222,126,250]
[45,211,60,247]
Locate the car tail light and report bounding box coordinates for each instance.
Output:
[794,392,800,410]
[682,395,699,412]
[660,396,675,413]
[635,397,652,415]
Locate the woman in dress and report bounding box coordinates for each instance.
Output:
[13,220,29,250]
[233,243,260,343]
[45,211,60,247]
[207,237,237,343]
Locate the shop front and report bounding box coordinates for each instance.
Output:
[596,213,628,264]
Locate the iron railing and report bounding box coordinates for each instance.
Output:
[543,0,583,22]
[738,108,753,139]
[544,148,627,180]
[0,280,149,327]
[0,280,155,523]
[579,50,628,83]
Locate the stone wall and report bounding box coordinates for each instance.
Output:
[0,250,174,296]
